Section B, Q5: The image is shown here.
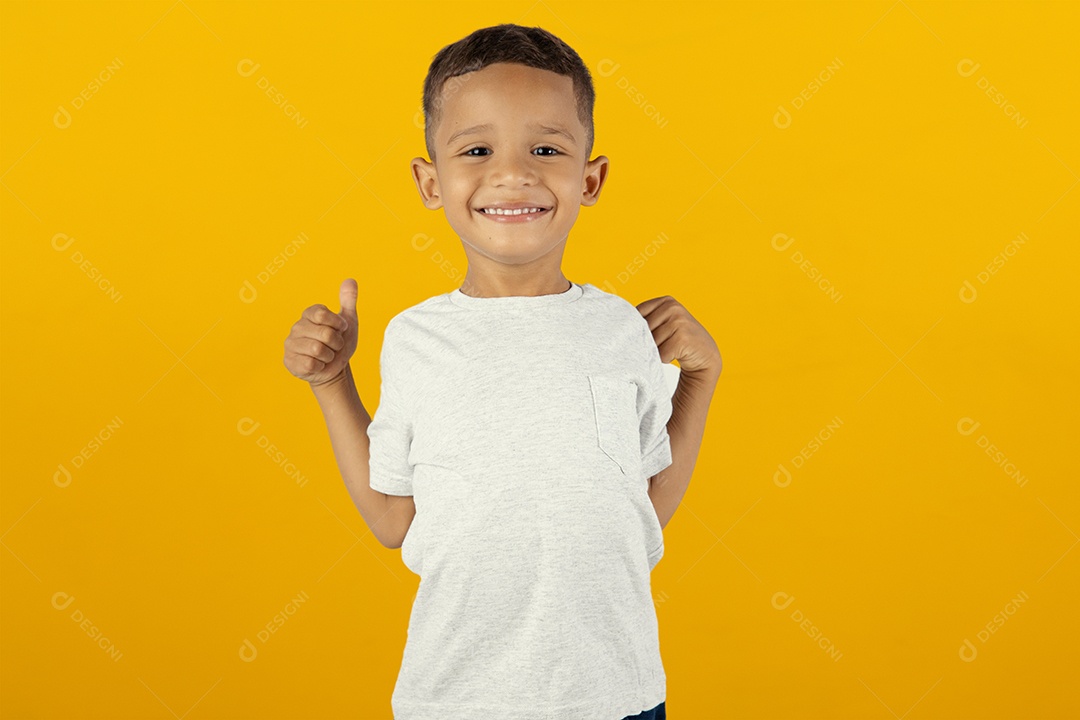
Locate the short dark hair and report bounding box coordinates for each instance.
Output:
[421,23,595,161]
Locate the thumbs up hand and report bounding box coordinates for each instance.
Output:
[283,279,360,387]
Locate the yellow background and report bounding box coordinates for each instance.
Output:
[2,1,1077,717]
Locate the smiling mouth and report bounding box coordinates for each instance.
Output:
[475,207,551,222]
[477,206,549,215]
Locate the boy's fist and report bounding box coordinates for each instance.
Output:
[636,295,722,378]
[283,279,359,387]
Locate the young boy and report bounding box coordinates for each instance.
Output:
[283,23,721,720]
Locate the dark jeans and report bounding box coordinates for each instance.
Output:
[621,700,666,720]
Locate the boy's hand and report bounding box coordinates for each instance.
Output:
[283,279,359,387]
[636,296,722,377]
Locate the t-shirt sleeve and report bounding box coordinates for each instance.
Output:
[636,317,674,480]
[366,318,415,496]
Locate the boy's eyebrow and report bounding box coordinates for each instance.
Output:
[446,122,577,146]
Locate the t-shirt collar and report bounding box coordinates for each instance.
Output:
[448,281,584,309]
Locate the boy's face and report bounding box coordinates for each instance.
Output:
[410,62,608,271]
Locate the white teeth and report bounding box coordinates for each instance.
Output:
[481,207,546,215]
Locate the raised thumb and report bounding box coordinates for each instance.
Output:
[339,278,358,326]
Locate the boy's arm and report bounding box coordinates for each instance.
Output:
[636,296,722,531]
[311,364,415,549]
[648,366,720,530]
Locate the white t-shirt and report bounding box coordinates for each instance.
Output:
[367,281,673,720]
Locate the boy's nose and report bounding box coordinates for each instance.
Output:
[487,153,538,186]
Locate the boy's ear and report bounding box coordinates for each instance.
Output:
[580,155,610,207]
[410,156,443,210]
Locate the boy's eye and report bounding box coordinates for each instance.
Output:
[461,146,561,157]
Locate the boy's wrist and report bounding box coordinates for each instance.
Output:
[679,364,721,389]
[310,363,355,397]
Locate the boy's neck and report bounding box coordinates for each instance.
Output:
[458,274,572,299]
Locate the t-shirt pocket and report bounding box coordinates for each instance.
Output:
[587,374,640,476]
